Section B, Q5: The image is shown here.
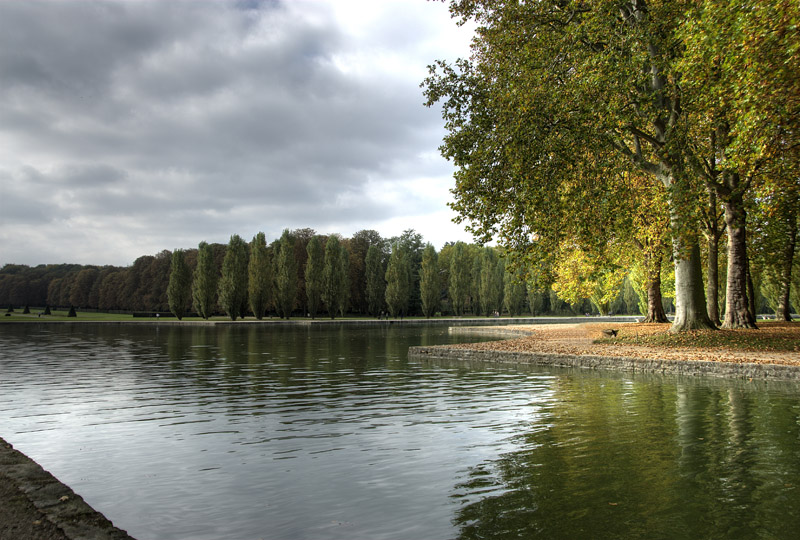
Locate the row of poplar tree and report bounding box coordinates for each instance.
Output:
[3,224,789,319]
[6,227,568,318]
[167,229,532,320]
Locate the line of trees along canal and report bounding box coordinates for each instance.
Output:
[423,0,800,331]
[2,224,798,321]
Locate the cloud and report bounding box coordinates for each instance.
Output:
[0,0,474,266]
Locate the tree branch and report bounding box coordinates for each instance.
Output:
[627,125,663,151]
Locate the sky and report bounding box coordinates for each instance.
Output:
[0,0,476,267]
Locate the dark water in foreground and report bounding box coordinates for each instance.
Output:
[1,324,800,540]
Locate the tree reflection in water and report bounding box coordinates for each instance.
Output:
[452,374,800,540]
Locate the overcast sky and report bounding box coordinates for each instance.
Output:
[0,0,475,267]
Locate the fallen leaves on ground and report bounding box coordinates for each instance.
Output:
[446,322,800,366]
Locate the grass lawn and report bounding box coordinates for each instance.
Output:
[2,309,132,321]
[2,309,560,323]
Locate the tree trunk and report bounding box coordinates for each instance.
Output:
[722,187,758,329]
[641,251,668,323]
[706,233,721,326]
[747,263,757,322]
[703,188,723,326]
[670,234,716,333]
[776,216,796,321]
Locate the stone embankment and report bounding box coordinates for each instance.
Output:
[0,437,135,540]
[1,315,643,327]
[410,345,800,381]
[410,323,800,381]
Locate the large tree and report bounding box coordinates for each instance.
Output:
[218,234,249,321]
[305,235,325,319]
[678,0,799,329]
[504,260,527,317]
[167,249,191,320]
[425,0,720,332]
[192,241,218,319]
[347,230,383,314]
[274,230,297,319]
[449,242,471,316]
[365,244,386,317]
[248,232,272,320]
[69,268,99,309]
[390,230,425,315]
[290,228,315,317]
[339,247,350,318]
[552,246,627,317]
[419,244,440,318]
[385,244,411,318]
[478,247,503,316]
[322,235,348,319]
[752,159,800,321]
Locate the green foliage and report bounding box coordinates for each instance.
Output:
[365,244,386,316]
[192,241,218,319]
[622,276,641,316]
[305,235,324,319]
[67,306,76,317]
[679,0,800,178]
[322,236,349,319]
[424,0,738,330]
[248,233,272,320]
[218,235,249,321]
[339,248,350,318]
[385,244,411,317]
[448,242,472,316]
[526,289,541,316]
[390,229,425,315]
[167,249,192,320]
[525,261,550,316]
[478,248,503,316]
[419,244,440,318]
[760,268,782,316]
[552,247,627,316]
[274,230,298,319]
[630,257,675,317]
[70,268,99,308]
[348,230,384,314]
[504,261,527,316]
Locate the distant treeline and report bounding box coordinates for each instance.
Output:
[1,228,658,319]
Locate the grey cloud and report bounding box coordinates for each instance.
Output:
[0,0,465,265]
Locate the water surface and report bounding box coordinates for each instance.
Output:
[1,324,800,539]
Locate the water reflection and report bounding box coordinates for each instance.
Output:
[452,374,800,540]
[2,325,800,540]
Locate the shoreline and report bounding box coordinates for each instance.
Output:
[409,322,800,382]
[0,437,134,540]
[409,345,800,381]
[0,315,643,327]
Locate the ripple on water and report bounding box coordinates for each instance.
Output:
[3,325,800,540]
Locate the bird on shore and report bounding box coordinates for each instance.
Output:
[602,329,619,337]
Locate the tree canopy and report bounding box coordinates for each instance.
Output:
[424,0,799,332]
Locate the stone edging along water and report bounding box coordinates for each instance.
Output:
[0,437,135,540]
[408,345,800,382]
[0,316,643,327]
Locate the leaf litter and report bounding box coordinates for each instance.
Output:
[446,322,800,366]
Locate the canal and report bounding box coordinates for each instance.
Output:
[2,324,800,539]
